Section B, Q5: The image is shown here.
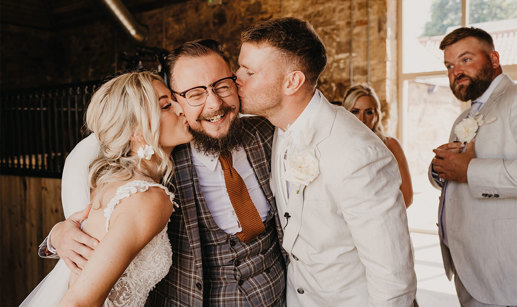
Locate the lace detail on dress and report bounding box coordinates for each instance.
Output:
[103,180,177,231]
[101,180,176,307]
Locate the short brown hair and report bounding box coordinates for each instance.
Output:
[167,39,229,85]
[241,17,327,87]
[439,27,494,51]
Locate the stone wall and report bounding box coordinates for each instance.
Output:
[1,0,397,125]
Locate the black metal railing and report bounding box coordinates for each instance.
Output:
[0,81,101,178]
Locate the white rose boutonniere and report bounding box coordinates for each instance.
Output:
[285,149,319,186]
[454,113,496,143]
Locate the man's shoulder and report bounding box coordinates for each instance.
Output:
[241,115,274,130]
[241,116,275,139]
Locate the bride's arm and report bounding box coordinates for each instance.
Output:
[57,188,174,307]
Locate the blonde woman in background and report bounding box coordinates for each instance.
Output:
[21,71,192,306]
[343,84,413,208]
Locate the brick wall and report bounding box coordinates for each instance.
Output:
[1,0,397,124]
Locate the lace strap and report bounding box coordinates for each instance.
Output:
[103,180,177,231]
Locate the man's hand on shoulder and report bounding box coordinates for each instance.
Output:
[432,141,476,183]
[51,205,98,274]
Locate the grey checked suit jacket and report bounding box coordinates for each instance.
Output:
[147,116,287,306]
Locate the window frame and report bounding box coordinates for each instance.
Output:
[396,0,517,145]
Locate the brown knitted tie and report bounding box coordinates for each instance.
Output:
[219,153,265,242]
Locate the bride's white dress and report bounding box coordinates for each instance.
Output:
[20,180,175,307]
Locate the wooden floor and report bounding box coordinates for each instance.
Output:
[0,175,64,306]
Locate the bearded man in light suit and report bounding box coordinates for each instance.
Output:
[236,17,416,306]
[430,27,517,307]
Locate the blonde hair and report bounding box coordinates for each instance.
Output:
[342,83,386,143]
[86,72,173,191]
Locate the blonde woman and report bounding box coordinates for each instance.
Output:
[343,84,413,207]
[22,72,192,306]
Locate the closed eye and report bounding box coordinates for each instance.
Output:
[161,102,172,110]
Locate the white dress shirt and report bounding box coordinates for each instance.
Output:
[273,90,319,223]
[190,145,270,234]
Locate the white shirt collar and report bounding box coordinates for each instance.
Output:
[190,144,220,172]
[278,90,321,137]
[474,73,504,104]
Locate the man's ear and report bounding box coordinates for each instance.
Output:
[284,71,306,96]
[489,51,500,69]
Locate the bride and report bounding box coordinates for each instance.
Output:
[21,71,192,306]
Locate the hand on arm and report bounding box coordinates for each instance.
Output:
[58,188,173,307]
[432,141,475,183]
[51,205,99,274]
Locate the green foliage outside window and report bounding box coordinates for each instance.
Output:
[422,0,517,37]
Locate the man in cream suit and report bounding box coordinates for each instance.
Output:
[430,27,517,306]
[236,17,416,306]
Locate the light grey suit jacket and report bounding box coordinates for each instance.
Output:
[430,74,517,305]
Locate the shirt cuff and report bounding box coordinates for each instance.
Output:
[46,224,58,254]
[431,169,445,187]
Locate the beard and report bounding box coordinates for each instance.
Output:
[450,57,494,102]
[189,111,244,156]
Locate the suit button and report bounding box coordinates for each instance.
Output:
[229,239,236,247]
[292,254,299,261]
[234,259,241,266]
[297,288,304,294]
[238,280,244,286]
[196,282,202,290]
[494,194,500,198]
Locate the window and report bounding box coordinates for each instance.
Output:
[398,0,517,232]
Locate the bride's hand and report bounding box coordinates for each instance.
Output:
[50,205,99,274]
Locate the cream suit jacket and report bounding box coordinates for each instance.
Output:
[430,74,517,305]
[271,91,416,306]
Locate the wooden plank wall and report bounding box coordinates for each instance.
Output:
[0,175,64,306]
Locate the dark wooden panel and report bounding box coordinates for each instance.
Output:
[0,175,62,305]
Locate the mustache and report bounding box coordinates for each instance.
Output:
[197,105,236,121]
[453,74,472,87]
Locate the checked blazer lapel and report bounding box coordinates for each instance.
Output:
[172,144,204,270]
[241,117,286,249]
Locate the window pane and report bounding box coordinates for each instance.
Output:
[402,0,461,73]
[467,0,517,66]
[404,77,464,231]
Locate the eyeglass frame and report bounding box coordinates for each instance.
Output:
[171,75,237,106]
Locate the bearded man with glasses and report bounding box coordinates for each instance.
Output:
[41,39,287,307]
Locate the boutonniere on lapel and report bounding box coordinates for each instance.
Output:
[454,112,496,143]
[284,125,319,193]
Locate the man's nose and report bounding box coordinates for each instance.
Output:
[204,89,223,110]
[235,68,243,86]
[453,65,463,77]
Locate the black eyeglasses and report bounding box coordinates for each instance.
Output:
[171,76,237,106]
